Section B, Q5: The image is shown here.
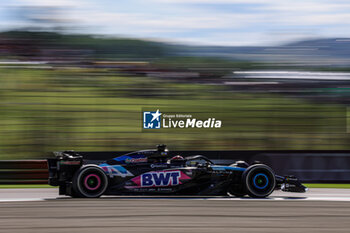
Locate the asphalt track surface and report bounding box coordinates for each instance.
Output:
[0,188,349,233]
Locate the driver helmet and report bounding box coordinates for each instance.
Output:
[168,155,184,164]
[157,144,168,156]
[170,155,184,161]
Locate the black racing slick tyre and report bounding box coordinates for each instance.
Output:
[72,165,108,198]
[242,164,276,198]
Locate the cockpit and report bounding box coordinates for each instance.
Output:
[105,145,214,168]
[184,155,213,167]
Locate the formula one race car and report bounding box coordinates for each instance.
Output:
[47,145,307,198]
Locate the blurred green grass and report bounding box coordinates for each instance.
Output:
[303,184,350,189]
[0,67,347,159]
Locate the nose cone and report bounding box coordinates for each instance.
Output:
[281,178,308,193]
[302,184,308,192]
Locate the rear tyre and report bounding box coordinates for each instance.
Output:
[72,165,108,198]
[242,164,276,198]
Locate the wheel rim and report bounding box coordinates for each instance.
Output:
[84,174,101,191]
[253,173,269,189]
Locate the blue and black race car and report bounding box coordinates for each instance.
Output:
[47,145,307,198]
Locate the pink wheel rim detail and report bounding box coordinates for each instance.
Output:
[84,174,101,191]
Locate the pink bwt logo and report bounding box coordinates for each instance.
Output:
[132,170,191,187]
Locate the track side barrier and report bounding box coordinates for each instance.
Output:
[0,160,48,184]
[0,150,349,184]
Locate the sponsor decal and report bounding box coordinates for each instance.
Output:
[125,158,148,163]
[130,187,173,192]
[211,170,232,174]
[150,164,168,168]
[142,171,180,187]
[157,188,172,191]
[126,170,191,188]
[114,154,147,164]
[59,161,81,165]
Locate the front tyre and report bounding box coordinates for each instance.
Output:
[72,165,108,198]
[243,164,276,198]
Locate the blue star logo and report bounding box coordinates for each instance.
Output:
[143,109,162,129]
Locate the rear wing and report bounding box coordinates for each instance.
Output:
[52,151,83,159]
[47,151,83,186]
